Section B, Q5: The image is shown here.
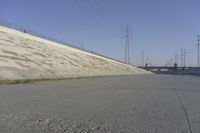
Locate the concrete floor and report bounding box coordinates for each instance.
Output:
[0,74,199,133]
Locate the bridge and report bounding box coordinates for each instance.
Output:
[138,64,200,73]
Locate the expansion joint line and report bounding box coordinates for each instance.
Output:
[172,88,193,133]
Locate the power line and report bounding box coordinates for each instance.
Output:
[73,0,109,29]
[73,0,99,23]
[101,0,120,18]
[92,0,114,25]
[96,0,123,28]
[106,0,123,19]
[85,0,112,28]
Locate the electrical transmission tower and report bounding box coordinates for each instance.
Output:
[141,51,144,66]
[181,49,186,67]
[124,25,132,64]
[174,53,178,65]
[197,35,200,67]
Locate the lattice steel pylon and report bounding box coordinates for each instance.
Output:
[124,25,131,64]
[181,49,186,67]
[174,53,178,65]
[141,51,144,66]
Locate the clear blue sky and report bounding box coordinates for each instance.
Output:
[0,0,200,66]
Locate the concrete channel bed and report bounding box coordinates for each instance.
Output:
[0,74,200,133]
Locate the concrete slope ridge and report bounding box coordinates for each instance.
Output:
[0,26,150,81]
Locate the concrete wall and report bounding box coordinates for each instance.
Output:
[0,26,150,81]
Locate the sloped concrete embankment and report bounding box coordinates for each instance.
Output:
[0,26,150,84]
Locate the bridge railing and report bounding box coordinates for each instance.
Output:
[0,20,131,66]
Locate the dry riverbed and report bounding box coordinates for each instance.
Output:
[0,74,200,133]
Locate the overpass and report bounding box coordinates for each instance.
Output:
[138,64,200,73]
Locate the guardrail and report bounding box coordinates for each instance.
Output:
[0,20,132,66]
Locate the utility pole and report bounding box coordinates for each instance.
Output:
[181,49,186,67]
[197,35,200,67]
[124,25,131,64]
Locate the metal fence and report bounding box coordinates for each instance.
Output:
[0,20,130,66]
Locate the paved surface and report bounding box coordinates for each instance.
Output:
[0,74,200,133]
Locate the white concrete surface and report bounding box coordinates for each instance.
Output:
[0,26,149,81]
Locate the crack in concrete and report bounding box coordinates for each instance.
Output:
[172,88,193,133]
